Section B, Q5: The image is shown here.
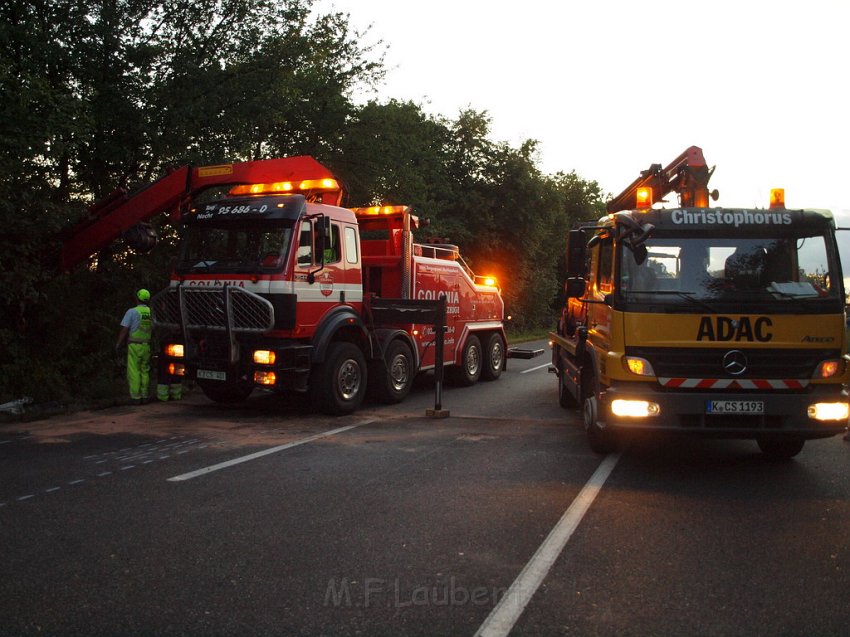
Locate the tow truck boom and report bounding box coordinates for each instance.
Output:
[59,156,343,271]
[606,145,715,213]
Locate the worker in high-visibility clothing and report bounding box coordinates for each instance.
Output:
[156,349,183,402]
[116,289,153,404]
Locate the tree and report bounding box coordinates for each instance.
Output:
[0,0,384,403]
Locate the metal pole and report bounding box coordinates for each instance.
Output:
[434,295,446,412]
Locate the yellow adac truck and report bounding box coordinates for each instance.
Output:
[550,146,849,457]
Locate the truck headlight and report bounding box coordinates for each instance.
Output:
[254,371,277,386]
[253,350,276,365]
[813,360,842,379]
[807,402,849,421]
[624,356,654,376]
[165,343,184,357]
[611,399,660,418]
[168,363,185,376]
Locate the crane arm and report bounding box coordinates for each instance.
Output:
[59,156,342,271]
[606,145,713,213]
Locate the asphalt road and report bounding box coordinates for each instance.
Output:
[1,339,848,636]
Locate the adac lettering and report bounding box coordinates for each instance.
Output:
[696,316,772,342]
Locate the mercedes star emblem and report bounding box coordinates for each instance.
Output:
[722,349,748,376]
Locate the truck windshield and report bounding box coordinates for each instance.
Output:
[619,231,842,313]
[176,222,294,274]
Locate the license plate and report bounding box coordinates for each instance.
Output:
[706,400,764,414]
[197,369,226,381]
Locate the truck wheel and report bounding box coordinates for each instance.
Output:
[198,379,253,404]
[371,340,414,404]
[757,437,805,459]
[311,342,367,415]
[583,388,616,454]
[558,369,578,408]
[449,334,482,386]
[481,333,505,381]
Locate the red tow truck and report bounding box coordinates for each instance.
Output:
[62,156,506,413]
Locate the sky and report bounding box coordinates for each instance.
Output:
[314,0,850,218]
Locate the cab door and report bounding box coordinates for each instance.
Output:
[293,218,345,334]
[587,236,614,380]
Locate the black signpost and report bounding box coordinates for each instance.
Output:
[368,295,449,418]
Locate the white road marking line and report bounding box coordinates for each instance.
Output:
[45,487,61,493]
[474,453,621,637]
[97,472,112,477]
[17,495,34,501]
[168,420,376,482]
[120,465,135,471]
[520,362,551,374]
[0,440,11,445]
[68,479,86,485]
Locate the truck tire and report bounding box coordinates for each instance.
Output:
[757,437,805,459]
[449,334,482,386]
[197,379,253,404]
[371,340,414,404]
[583,380,616,454]
[558,368,578,408]
[311,341,367,415]
[481,333,505,381]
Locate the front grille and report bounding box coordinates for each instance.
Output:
[680,414,783,429]
[152,286,274,333]
[628,347,838,379]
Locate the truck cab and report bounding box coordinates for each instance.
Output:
[551,149,850,457]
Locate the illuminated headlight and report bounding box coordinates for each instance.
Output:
[254,371,277,386]
[807,402,849,421]
[611,399,660,418]
[813,359,842,379]
[168,363,185,376]
[624,356,655,376]
[165,343,184,357]
[253,350,276,365]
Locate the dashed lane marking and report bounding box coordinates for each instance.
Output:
[168,420,376,482]
[520,363,551,374]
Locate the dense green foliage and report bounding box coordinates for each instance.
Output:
[0,0,605,404]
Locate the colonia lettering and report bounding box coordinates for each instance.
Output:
[417,289,460,305]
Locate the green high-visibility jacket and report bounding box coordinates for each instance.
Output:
[128,305,152,344]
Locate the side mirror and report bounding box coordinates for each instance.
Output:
[566,229,587,277]
[565,277,586,299]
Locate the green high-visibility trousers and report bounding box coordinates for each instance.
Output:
[127,342,151,400]
[157,383,183,401]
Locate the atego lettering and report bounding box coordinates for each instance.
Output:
[696,316,772,342]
